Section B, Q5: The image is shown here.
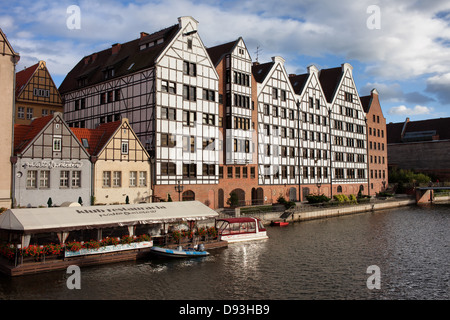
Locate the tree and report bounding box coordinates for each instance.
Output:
[227,192,239,207]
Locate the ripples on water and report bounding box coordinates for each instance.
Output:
[0,204,448,300]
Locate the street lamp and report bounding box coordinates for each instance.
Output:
[175,180,184,201]
[316,178,322,195]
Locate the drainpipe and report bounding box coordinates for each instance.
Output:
[328,108,333,199]
[10,54,20,208]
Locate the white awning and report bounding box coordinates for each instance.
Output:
[0,201,218,233]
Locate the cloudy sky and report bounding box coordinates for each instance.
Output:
[1,0,450,124]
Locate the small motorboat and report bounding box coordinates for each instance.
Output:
[150,244,209,258]
[270,221,289,227]
[215,217,268,243]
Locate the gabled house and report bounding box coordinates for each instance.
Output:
[289,65,331,200]
[71,118,152,205]
[15,60,63,125]
[361,89,388,194]
[0,28,20,209]
[60,16,219,207]
[11,113,91,207]
[252,56,299,202]
[206,38,258,207]
[319,63,369,196]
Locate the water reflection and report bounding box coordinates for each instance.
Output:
[0,204,449,300]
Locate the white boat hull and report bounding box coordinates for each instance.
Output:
[220,231,268,243]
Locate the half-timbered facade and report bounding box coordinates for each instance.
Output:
[319,63,368,196]
[12,113,91,207]
[60,16,220,206]
[71,118,152,205]
[15,61,63,125]
[290,65,332,200]
[0,29,19,209]
[253,57,300,203]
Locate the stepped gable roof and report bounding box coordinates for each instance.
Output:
[387,117,450,144]
[71,120,122,157]
[252,61,274,83]
[13,115,53,155]
[59,24,179,94]
[318,66,342,103]
[15,63,39,97]
[206,39,240,66]
[289,73,309,95]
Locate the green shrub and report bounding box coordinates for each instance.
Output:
[306,194,331,204]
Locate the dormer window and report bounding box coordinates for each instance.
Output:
[77,77,87,87]
[104,67,115,80]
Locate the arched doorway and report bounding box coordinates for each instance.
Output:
[218,189,224,208]
[182,190,195,201]
[302,187,310,200]
[230,188,245,206]
[256,187,264,205]
[289,187,297,201]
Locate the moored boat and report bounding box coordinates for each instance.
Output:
[215,217,268,243]
[150,245,209,258]
[270,221,289,227]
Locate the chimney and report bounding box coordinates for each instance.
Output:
[111,43,121,55]
[140,32,149,40]
[307,64,319,75]
[289,74,296,78]
[253,61,260,66]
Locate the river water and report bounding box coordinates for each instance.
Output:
[0,203,448,300]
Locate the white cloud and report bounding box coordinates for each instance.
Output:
[388,105,433,116]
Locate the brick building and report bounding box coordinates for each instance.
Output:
[387,117,450,180]
[361,89,388,194]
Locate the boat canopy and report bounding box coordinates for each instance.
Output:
[216,217,258,224]
[0,201,218,234]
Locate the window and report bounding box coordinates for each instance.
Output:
[60,171,70,188]
[183,136,195,153]
[129,171,137,187]
[115,89,121,101]
[42,109,48,117]
[161,107,176,121]
[250,167,256,179]
[344,92,353,102]
[183,61,196,76]
[203,89,215,101]
[183,110,196,126]
[227,167,233,178]
[335,168,345,179]
[272,88,278,99]
[39,171,50,188]
[161,133,176,148]
[161,162,176,176]
[27,170,37,188]
[235,167,240,178]
[72,171,81,187]
[53,137,62,151]
[113,171,122,187]
[100,93,106,104]
[243,167,248,178]
[18,107,24,119]
[202,138,215,150]
[183,85,197,101]
[139,171,147,186]
[103,171,111,187]
[264,165,271,179]
[183,164,197,179]
[264,104,270,116]
[121,140,129,155]
[202,113,215,126]
[27,108,33,120]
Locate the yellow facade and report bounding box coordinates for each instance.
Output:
[15,61,63,125]
[0,29,19,209]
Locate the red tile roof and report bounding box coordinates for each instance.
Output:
[13,115,54,155]
[15,63,39,98]
[70,121,122,156]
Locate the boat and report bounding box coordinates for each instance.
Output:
[215,217,268,243]
[150,245,209,258]
[270,221,289,227]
